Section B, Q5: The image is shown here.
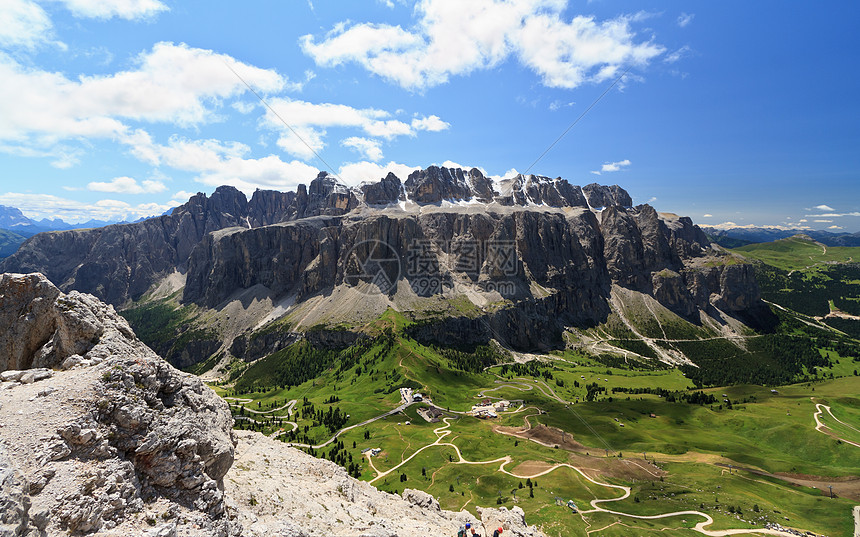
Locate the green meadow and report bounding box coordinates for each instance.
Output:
[215,304,860,537]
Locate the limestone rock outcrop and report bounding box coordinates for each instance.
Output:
[0,273,238,536]
[361,171,403,205]
[0,272,140,371]
[583,182,633,208]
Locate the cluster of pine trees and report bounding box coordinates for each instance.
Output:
[299,398,349,433]
[681,332,831,387]
[434,344,504,372]
[319,440,361,478]
[754,263,860,317]
[502,361,555,380]
[610,387,717,405]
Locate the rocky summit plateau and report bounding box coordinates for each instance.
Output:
[0,166,769,371]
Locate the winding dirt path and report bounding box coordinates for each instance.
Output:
[224,397,297,415]
[365,418,812,537]
[287,401,415,449]
[812,401,860,448]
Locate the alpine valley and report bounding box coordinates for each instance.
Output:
[2,168,859,537]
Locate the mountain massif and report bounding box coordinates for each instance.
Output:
[1,167,767,368]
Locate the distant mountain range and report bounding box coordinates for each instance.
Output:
[0,205,141,236]
[703,226,860,248]
[0,205,163,257]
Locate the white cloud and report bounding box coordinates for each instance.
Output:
[593,159,631,174]
[301,0,664,91]
[342,137,384,161]
[439,160,475,171]
[273,126,326,161]
[0,40,445,167]
[87,176,167,194]
[702,213,713,218]
[232,101,256,114]
[0,192,171,223]
[805,212,860,218]
[50,151,82,169]
[799,219,807,222]
[813,219,833,223]
[0,43,286,151]
[337,160,420,186]
[411,115,449,131]
[812,204,835,211]
[0,143,83,169]
[709,221,811,231]
[0,0,54,49]
[192,154,320,194]
[51,0,168,20]
[664,45,691,64]
[677,13,694,28]
[548,100,574,111]
[123,135,321,194]
[486,167,520,183]
[260,97,448,158]
[172,190,195,201]
[828,225,843,229]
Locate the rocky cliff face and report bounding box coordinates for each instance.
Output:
[183,200,756,350]
[0,175,349,307]
[0,167,635,308]
[1,165,763,360]
[0,272,544,537]
[0,272,145,371]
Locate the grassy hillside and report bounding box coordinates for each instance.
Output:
[216,307,860,537]
[737,236,860,345]
[734,235,860,271]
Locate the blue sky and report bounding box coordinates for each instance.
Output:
[0,0,858,231]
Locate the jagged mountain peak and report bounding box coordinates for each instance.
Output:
[167,166,633,216]
[0,164,760,364]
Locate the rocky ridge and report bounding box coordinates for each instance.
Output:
[0,166,765,365]
[0,167,634,308]
[0,273,545,536]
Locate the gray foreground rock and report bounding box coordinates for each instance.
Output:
[227,430,544,537]
[0,273,237,536]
